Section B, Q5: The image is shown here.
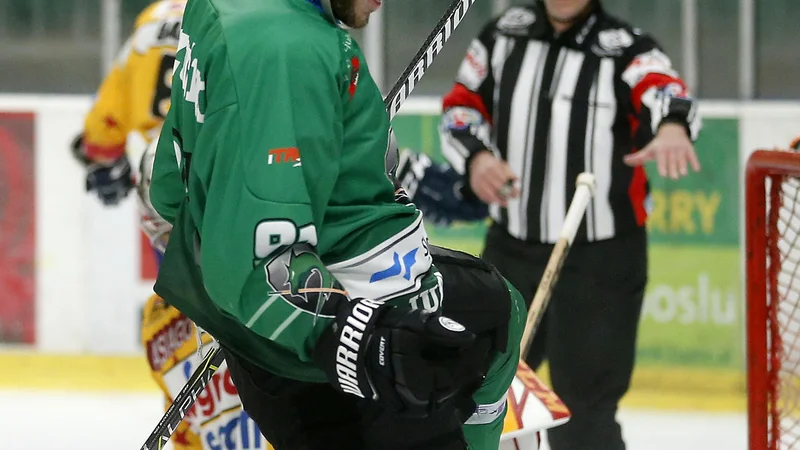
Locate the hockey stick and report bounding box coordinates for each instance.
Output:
[140,1,479,448]
[520,173,596,359]
[385,0,477,121]
[141,343,224,450]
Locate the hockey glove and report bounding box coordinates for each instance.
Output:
[314,298,476,417]
[86,156,135,206]
[395,149,488,226]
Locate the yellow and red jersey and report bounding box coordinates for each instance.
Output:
[141,294,272,450]
[83,0,186,163]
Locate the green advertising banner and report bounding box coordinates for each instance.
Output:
[637,119,744,401]
[391,113,744,406]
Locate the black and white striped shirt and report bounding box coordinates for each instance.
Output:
[440,3,701,244]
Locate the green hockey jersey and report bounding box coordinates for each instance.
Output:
[150,0,437,376]
[150,1,523,446]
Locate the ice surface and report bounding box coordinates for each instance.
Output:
[0,389,746,450]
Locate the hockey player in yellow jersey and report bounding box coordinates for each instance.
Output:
[84,0,183,157]
[73,0,186,205]
[74,2,269,449]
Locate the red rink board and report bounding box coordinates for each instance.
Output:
[141,231,158,281]
[0,112,36,343]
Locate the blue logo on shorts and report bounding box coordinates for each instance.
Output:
[369,249,418,283]
[183,360,193,379]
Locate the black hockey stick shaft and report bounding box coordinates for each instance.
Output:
[140,344,225,450]
[140,1,479,447]
[385,0,477,121]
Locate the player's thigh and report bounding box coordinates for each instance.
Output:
[480,228,551,367]
[480,225,550,302]
[223,348,364,450]
[480,246,536,303]
[431,246,526,449]
[461,280,525,449]
[431,245,519,380]
[433,244,517,337]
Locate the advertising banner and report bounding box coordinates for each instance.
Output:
[0,112,36,344]
[638,118,742,391]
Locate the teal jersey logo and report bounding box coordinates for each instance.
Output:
[265,245,343,317]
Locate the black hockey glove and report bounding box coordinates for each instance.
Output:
[314,298,476,417]
[395,149,488,226]
[86,156,135,206]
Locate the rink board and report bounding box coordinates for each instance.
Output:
[0,351,745,412]
[4,96,800,412]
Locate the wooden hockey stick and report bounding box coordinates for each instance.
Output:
[520,173,596,359]
[140,1,480,448]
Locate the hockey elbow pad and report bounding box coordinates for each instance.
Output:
[313,299,476,417]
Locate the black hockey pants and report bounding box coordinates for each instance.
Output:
[224,348,469,450]
[224,245,514,450]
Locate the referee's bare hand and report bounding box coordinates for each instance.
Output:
[469,151,519,206]
[623,123,701,180]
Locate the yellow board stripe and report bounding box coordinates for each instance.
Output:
[621,389,745,412]
[628,366,746,395]
[535,363,746,412]
[0,352,747,411]
[0,352,157,393]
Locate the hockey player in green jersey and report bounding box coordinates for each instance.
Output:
[148,0,526,448]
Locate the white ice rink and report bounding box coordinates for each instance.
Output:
[1,389,747,450]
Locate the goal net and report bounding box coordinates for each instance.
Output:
[746,149,800,450]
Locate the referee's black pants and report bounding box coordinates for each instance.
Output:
[481,223,647,450]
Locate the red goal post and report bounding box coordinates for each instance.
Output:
[746,149,800,450]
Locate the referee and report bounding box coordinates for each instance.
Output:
[438,0,702,449]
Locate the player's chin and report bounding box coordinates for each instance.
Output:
[347,11,373,29]
[347,17,368,29]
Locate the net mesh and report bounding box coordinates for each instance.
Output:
[768,173,800,449]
